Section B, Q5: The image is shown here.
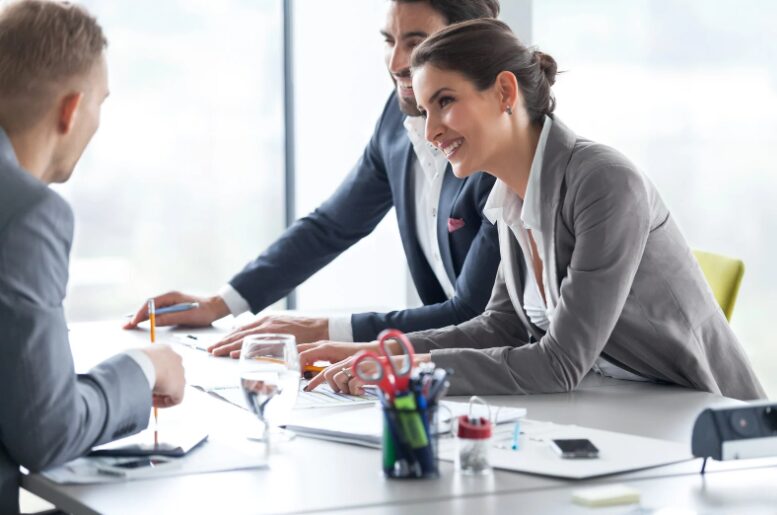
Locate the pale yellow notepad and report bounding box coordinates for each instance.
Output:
[572,484,640,507]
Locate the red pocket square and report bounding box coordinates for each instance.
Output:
[447,217,466,233]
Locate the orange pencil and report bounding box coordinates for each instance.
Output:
[302,364,327,380]
[148,299,158,424]
[254,359,325,374]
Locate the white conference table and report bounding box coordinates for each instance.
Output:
[340,465,777,514]
[21,321,773,514]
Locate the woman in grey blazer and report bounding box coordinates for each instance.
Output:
[302,19,764,401]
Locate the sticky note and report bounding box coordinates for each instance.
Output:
[571,484,640,507]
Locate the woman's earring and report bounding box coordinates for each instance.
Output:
[506,106,513,116]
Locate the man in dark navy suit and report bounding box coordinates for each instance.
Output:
[127,0,503,355]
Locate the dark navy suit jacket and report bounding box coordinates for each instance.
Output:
[230,93,500,341]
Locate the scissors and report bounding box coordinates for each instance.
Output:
[350,329,415,399]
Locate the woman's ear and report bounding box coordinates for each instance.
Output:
[495,70,519,113]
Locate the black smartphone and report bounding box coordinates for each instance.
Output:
[550,438,599,459]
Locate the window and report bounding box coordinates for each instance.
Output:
[292,0,410,314]
[55,0,285,320]
[535,0,777,396]
[290,1,532,314]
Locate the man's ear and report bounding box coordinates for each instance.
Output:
[57,92,83,134]
[495,70,519,111]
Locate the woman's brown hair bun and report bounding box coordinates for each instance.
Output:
[533,50,558,87]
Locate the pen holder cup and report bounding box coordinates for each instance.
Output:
[381,401,439,479]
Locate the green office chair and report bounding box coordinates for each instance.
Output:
[692,250,745,321]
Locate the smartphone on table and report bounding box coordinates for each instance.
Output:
[550,438,599,459]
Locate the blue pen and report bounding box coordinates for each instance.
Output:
[511,420,521,451]
[154,302,200,315]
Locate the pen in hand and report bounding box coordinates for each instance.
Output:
[154,302,200,316]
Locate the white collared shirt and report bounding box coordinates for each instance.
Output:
[483,116,647,382]
[219,116,455,342]
[404,115,457,299]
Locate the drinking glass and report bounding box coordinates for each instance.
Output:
[239,334,300,446]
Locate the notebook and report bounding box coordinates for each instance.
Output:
[90,425,208,457]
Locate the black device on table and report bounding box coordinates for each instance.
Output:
[90,427,209,457]
[550,438,600,459]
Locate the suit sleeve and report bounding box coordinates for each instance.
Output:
[413,165,652,395]
[0,192,151,472]
[229,107,394,313]
[406,263,531,351]
[351,173,501,341]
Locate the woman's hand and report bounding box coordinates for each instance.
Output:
[298,340,377,369]
[303,349,432,396]
[298,340,377,395]
[304,355,367,395]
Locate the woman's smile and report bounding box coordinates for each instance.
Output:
[437,137,464,158]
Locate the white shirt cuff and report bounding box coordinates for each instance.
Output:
[218,284,251,316]
[124,349,156,390]
[328,315,354,342]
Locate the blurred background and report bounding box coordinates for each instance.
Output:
[48,0,776,396]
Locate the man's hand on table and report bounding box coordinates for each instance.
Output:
[208,314,330,358]
[124,291,230,329]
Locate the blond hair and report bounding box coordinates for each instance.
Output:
[0,0,106,134]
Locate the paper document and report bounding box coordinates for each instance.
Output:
[203,383,379,410]
[43,434,267,484]
[438,419,693,479]
[166,330,378,409]
[43,387,267,484]
[284,401,527,448]
[167,329,226,352]
[296,384,379,409]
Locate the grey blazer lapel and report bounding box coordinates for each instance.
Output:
[538,117,577,306]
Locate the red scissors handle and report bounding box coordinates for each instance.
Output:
[351,350,394,397]
[377,329,415,393]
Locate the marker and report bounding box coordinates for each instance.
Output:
[511,420,521,451]
[154,302,200,315]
